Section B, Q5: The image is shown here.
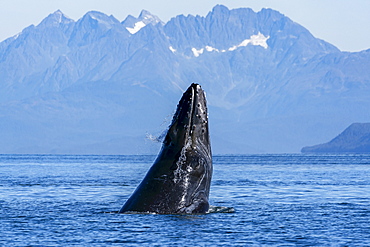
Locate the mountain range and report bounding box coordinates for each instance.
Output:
[1,5,369,154]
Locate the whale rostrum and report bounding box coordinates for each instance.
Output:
[119,83,212,214]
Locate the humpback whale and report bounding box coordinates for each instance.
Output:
[119,83,212,214]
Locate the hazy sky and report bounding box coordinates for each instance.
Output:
[0,0,369,52]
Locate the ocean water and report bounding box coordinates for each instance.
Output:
[1,154,370,246]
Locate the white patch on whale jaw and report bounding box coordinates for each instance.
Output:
[172,139,211,213]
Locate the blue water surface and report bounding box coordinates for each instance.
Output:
[1,154,370,246]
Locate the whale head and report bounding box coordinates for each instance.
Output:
[161,83,212,213]
[120,83,212,214]
[164,83,211,160]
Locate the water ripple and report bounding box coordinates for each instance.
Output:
[1,154,370,246]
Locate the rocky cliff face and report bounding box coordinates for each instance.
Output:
[302,123,370,153]
[0,5,369,154]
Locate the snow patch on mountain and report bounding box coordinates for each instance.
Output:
[192,47,204,57]
[126,21,146,34]
[169,46,176,53]
[190,32,269,57]
[229,32,269,50]
[205,46,219,52]
[123,10,163,35]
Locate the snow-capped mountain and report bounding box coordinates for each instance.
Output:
[0,5,369,154]
[122,10,163,34]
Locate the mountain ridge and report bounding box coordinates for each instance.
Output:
[0,5,369,154]
[301,123,370,153]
